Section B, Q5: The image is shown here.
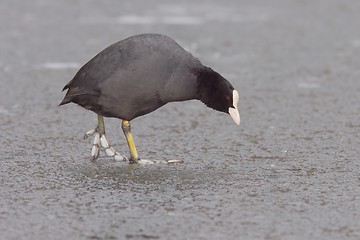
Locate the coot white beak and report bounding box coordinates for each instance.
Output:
[228,90,240,125]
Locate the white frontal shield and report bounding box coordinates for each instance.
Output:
[228,90,240,125]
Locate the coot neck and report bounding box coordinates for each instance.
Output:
[194,66,218,107]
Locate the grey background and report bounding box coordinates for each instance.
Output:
[1,0,359,239]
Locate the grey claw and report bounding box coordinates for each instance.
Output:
[166,159,184,163]
[105,147,116,157]
[91,144,100,160]
[84,129,96,140]
[93,133,100,145]
[137,159,155,164]
[114,154,128,161]
[100,135,109,148]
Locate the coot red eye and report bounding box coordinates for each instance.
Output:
[226,96,231,101]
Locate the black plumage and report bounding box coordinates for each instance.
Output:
[60,34,240,163]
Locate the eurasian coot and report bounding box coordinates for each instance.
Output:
[60,34,240,163]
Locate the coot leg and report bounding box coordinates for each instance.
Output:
[84,115,128,161]
[121,120,140,163]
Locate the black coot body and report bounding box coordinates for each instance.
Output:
[60,34,239,123]
[60,34,240,163]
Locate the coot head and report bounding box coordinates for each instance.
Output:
[195,67,240,125]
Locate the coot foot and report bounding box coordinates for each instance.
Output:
[84,115,128,161]
[137,159,184,164]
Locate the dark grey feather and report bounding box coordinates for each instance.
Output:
[61,34,203,120]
